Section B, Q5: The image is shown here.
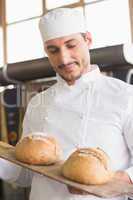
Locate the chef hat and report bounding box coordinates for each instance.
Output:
[39,7,86,42]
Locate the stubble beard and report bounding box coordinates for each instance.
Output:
[60,70,82,85]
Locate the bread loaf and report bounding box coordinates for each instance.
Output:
[61,147,114,185]
[15,133,62,165]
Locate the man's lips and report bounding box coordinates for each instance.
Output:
[58,62,79,70]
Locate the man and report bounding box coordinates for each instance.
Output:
[0,7,133,200]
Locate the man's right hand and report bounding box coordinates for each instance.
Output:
[67,186,89,195]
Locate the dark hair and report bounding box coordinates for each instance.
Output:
[81,33,86,40]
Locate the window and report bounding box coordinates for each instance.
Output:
[6,0,44,63]
[46,0,80,10]
[2,0,132,65]
[85,0,131,48]
[85,0,104,3]
[0,28,4,67]
[7,18,45,63]
[6,0,43,23]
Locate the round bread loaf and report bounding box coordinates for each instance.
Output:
[15,133,62,165]
[61,147,114,185]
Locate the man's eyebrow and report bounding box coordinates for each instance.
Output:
[46,45,58,50]
[46,39,76,50]
[64,39,76,44]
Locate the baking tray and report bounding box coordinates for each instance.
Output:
[0,141,132,198]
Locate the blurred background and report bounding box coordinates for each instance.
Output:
[0,0,133,199]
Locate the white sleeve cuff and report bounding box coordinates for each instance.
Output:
[0,158,22,182]
[125,166,133,183]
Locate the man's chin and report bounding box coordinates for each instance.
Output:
[61,74,82,85]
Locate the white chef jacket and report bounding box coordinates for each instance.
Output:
[0,65,133,200]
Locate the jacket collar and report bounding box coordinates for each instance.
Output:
[56,65,101,90]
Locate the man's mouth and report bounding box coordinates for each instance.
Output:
[58,62,79,70]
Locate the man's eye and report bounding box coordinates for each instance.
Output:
[50,50,57,54]
[49,49,59,54]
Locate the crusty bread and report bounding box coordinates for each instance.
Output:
[15,133,62,165]
[61,147,114,185]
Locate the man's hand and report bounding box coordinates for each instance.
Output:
[67,186,89,195]
[68,171,132,195]
[114,170,132,184]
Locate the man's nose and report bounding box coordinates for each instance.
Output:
[60,49,71,64]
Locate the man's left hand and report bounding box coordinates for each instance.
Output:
[68,170,132,195]
[114,170,132,184]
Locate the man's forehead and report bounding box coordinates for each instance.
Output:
[44,33,82,46]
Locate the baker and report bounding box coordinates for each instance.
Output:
[0,7,133,200]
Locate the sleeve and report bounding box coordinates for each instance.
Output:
[0,91,47,186]
[123,112,133,183]
[123,89,133,183]
[0,159,33,187]
[0,94,43,186]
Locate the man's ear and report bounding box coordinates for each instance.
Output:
[85,31,92,47]
[43,45,49,57]
[44,44,47,53]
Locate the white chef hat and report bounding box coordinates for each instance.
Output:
[39,8,86,42]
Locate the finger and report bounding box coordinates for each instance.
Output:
[67,186,88,195]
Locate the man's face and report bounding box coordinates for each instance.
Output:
[44,32,92,85]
